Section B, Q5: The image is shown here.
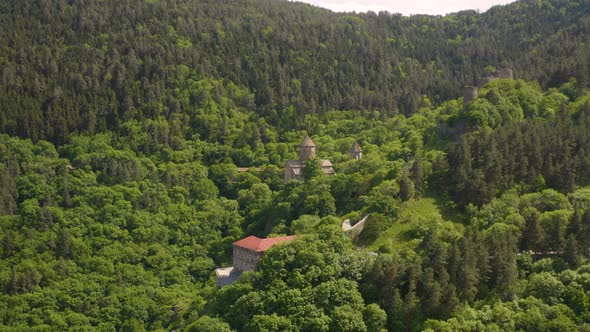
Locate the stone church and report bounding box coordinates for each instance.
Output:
[284,135,335,181]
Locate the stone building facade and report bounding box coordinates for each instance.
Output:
[232,244,263,272]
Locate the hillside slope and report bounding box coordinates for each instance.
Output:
[0,0,589,143]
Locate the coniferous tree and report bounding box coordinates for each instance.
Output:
[2,230,16,259]
[521,209,545,252]
[398,176,415,202]
[564,235,580,269]
[458,228,481,302]
[410,155,425,198]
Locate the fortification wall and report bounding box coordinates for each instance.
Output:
[493,67,513,80]
[342,214,370,240]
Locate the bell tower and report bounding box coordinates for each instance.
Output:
[349,141,362,160]
[298,135,316,161]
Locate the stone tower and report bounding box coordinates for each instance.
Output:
[349,141,362,160]
[299,135,316,161]
[462,86,479,110]
[462,67,513,111]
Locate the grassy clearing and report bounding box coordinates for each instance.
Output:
[365,196,465,252]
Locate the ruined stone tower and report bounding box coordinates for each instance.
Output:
[462,86,479,110]
[463,67,513,110]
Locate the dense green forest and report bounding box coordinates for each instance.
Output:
[2,0,590,331]
[1,0,590,143]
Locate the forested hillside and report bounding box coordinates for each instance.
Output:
[2,0,590,331]
[1,0,590,143]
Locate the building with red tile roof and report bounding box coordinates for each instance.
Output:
[233,235,297,252]
[232,235,297,272]
[215,235,297,287]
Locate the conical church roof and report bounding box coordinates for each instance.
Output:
[350,141,362,152]
[299,135,316,147]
